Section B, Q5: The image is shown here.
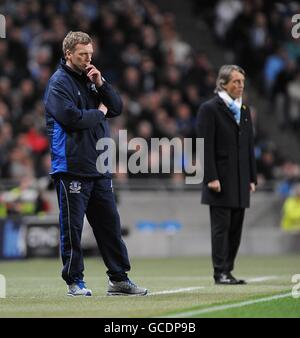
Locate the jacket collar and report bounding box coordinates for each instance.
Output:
[218,90,242,109]
[60,58,89,82]
[215,95,244,126]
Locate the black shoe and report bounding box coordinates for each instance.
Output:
[214,273,246,285]
[227,273,246,285]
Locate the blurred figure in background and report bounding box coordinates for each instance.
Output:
[281,183,300,232]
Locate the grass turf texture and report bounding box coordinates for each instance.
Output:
[0,255,299,318]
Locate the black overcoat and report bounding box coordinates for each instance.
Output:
[196,96,257,208]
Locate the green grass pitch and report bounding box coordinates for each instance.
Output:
[0,255,299,318]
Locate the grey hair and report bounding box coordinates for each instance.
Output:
[214,65,245,93]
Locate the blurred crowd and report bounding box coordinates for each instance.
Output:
[194,0,300,192]
[0,0,216,186]
[0,0,300,216]
[211,0,300,134]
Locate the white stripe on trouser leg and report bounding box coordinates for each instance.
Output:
[60,179,73,277]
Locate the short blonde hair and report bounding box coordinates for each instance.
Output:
[214,65,245,93]
[62,31,92,55]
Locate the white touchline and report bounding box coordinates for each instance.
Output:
[162,292,292,318]
[247,276,279,282]
[6,275,282,300]
[150,287,205,296]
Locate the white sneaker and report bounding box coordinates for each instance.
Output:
[67,280,92,297]
[107,279,147,296]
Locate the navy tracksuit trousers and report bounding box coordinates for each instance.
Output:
[54,174,131,285]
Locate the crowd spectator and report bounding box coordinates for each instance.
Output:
[281,183,300,232]
[196,0,300,184]
[211,0,300,136]
[0,0,219,184]
[0,0,299,191]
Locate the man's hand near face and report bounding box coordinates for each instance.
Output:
[85,64,103,87]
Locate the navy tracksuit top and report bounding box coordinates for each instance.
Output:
[44,58,122,178]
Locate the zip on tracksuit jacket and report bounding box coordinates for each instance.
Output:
[44,58,122,178]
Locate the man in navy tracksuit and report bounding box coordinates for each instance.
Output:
[44,31,147,296]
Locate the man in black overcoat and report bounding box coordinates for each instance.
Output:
[197,65,257,284]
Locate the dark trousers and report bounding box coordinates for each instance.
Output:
[209,206,245,277]
[55,174,130,285]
